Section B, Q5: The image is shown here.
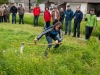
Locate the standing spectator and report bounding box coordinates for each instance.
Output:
[10,3,17,24]
[18,4,25,24]
[1,6,5,22]
[33,4,40,26]
[51,6,60,25]
[85,8,97,40]
[4,5,10,23]
[59,8,65,28]
[44,7,51,28]
[3,5,6,22]
[0,7,2,23]
[73,6,83,38]
[65,5,73,35]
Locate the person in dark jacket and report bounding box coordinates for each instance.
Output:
[59,8,65,29]
[60,8,65,24]
[44,7,51,28]
[73,6,83,38]
[18,4,25,24]
[4,5,10,23]
[10,3,17,24]
[33,4,40,26]
[34,22,63,57]
[65,5,73,35]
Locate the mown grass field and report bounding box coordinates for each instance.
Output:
[0,14,100,75]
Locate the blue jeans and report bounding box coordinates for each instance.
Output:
[19,14,24,24]
[46,35,61,49]
[65,21,71,35]
[12,13,16,24]
[34,16,39,26]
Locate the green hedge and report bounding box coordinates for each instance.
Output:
[0,0,8,4]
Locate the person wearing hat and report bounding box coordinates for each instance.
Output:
[65,5,73,35]
[85,8,97,40]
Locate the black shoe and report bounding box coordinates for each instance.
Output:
[65,32,67,35]
[68,34,70,36]
[77,36,80,38]
[65,33,67,35]
[72,36,76,37]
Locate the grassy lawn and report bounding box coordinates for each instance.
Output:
[0,22,100,75]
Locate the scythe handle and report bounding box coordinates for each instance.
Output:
[22,42,62,46]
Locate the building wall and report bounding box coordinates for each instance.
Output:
[81,3,87,14]
[39,4,45,12]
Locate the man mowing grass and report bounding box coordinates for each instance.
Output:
[34,22,63,57]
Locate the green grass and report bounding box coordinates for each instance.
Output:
[0,22,100,74]
[0,23,100,75]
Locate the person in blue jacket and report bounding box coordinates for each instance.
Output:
[34,22,63,57]
[65,5,73,35]
[73,6,83,38]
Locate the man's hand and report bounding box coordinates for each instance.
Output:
[74,17,76,19]
[55,40,58,44]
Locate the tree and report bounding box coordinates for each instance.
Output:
[0,0,8,5]
[37,0,42,4]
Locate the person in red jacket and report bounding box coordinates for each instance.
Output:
[33,4,40,26]
[44,7,51,28]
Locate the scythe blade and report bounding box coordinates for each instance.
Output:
[20,42,24,55]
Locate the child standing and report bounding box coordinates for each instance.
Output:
[85,8,97,40]
[44,7,51,28]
